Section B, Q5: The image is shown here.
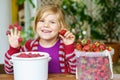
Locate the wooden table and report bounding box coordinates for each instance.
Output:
[0,73,120,80]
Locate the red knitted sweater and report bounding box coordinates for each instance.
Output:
[4,38,76,74]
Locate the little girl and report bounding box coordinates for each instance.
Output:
[4,5,76,74]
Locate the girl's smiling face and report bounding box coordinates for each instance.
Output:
[36,13,60,40]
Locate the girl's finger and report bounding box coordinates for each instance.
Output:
[64,31,71,38]
[7,34,10,39]
[17,31,21,37]
[59,34,64,40]
[14,27,17,36]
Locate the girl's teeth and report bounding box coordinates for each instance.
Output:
[42,30,51,33]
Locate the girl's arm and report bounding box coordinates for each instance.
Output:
[64,43,76,74]
[60,30,76,74]
[4,39,33,74]
[4,46,21,74]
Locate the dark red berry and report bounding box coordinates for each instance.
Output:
[18,38,23,43]
[87,39,91,44]
[9,25,13,29]
[75,43,82,50]
[17,52,44,58]
[59,30,67,36]
[14,22,19,27]
[17,26,22,31]
[6,30,11,35]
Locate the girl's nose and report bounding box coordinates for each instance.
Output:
[44,22,49,27]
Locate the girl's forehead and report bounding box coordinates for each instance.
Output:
[41,11,59,19]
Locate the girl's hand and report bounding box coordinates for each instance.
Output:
[59,30,75,45]
[6,24,22,48]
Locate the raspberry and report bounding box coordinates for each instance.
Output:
[17,52,44,58]
[9,25,13,29]
[17,26,22,31]
[6,30,11,35]
[18,38,23,43]
[59,30,67,36]
[13,22,22,31]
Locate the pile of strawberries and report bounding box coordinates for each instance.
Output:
[6,22,23,43]
[75,39,112,52]
[16,52,44,58]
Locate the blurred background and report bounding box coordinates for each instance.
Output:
[0,0,120,73]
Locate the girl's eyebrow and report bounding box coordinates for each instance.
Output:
[50,19,57,21]
[52,18,58,21]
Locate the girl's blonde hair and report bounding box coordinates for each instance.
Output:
[33,5,67,33]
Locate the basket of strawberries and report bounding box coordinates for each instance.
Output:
[75,39,114,80]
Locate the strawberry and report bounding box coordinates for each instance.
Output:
[94,41,100,47]
[92,44,96,49]
[106,46,112,51]
[75,43,82,50]
[86,39,91,44]
[99,43,106,51]
[94,47,100,52]
[9,25,13,29]
[6,30,11,35]
[18,38,23,43]
[82,44,90,51]
[59,29,67,36]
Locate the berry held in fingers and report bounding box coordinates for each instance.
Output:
[59,30,67,36]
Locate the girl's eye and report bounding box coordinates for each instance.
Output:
[50,21,55,24]
[39,20,44,22]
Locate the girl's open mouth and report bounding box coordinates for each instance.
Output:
[42,29,52,33]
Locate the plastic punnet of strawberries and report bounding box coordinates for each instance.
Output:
[75,39,113,80]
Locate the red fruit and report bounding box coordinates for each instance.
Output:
[92,44,96,49]
[13,22,22,31]
[17,53,27,58]
[17,52,44,58]
[6,30,11,35]
[9,25,13,29]
[17,26,22,31]
[86,39,91,44]
[59,30,67,36]
[94,47,100,52]
[99,43,106,51]
[106,46,112,51]
[14,22,19,27]
[75,43,82,50]
[82,44,90,51]
[94,41,100,47]
[18,38,23,43]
